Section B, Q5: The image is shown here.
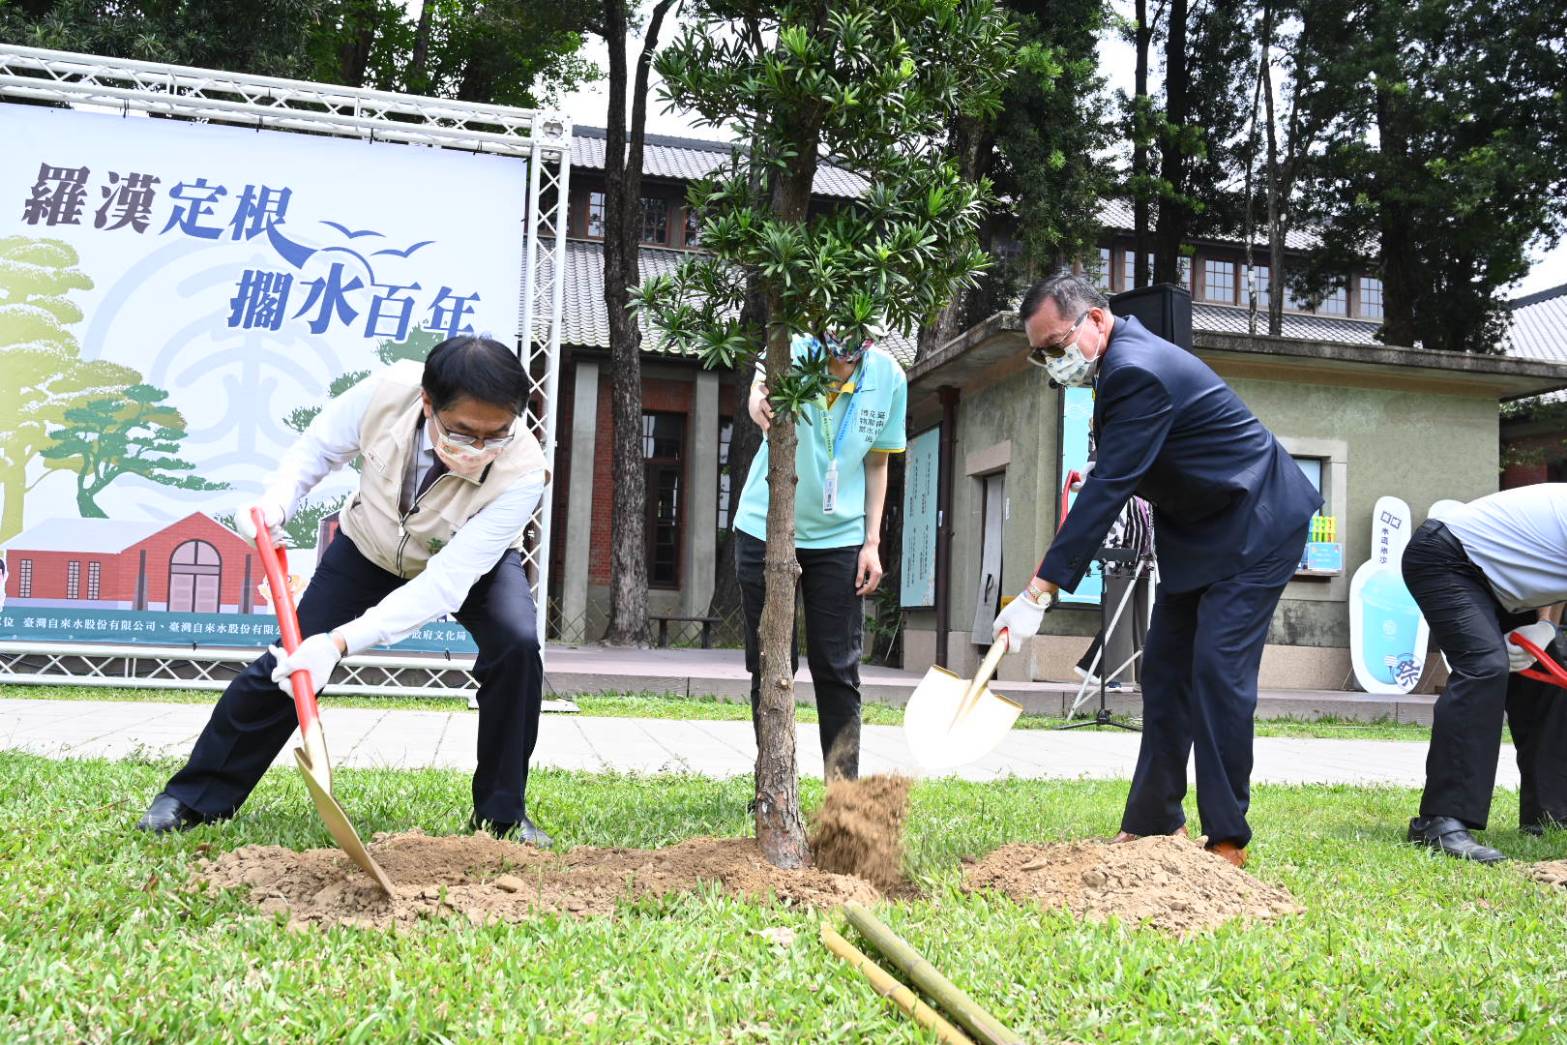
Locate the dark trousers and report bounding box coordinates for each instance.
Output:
[735,531,863,781]
[1120,522,1308,848]
[1403,520,1567,830]
[165,534,544,824]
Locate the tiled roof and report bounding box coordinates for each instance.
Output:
[1191,302,1382,345]
[3,517,167,553]
[1095,198,1321,252]
[571,126,868,199]
[559,239,917,367]
[1507,284,1567,365]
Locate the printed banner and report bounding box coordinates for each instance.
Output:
[899,426,939,608]
[1057,386,1103,605]
[0,104,530,652]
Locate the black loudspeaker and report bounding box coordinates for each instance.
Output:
[1110,283,1193,350]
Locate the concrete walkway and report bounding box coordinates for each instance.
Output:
[541,644,1438,724]
[0,696,1513,789]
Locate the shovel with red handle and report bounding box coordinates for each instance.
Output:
[1511,633,1567,690]
[253,509,395,896]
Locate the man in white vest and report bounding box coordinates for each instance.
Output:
[136,336,554,845]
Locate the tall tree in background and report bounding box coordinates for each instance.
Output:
[1127,0,1156,288]
[1150,0,1252,284]
[1296,0,1567,351]
[2,1,598,108]
[598,0,678,646]
[917,0,1110,359]
[642,0,1011,865]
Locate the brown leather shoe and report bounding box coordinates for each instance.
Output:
[1206,840,1247,868]
[1111,825,1189,844]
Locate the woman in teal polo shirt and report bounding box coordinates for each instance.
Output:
[735,330,907,781]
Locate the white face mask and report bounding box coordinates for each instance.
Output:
[1044,337,1098,387]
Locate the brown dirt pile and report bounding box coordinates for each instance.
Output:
[808,775,912,892]
[1525,860,1567,888]
[196,829,880,929]
[961,835,1302,934]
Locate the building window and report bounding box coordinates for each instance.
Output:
[1359,276,1384,320]
[717,416,734,531]
[683,207,702,248]
[640,197,669,244]
[1095,247,1112,291]
[168,539,222,614]
[1121,249,1154,289]
[1285,270,1309,311]
[1248,265,1270,305]
[1202,259,1235,303]
[643,412,684,588]
[1317,284,1348,316]
[1292,455,1324,494]
[586,191,605,239]
[87,561,101,600]
[17,559,31,598]
[1177,256,1192,289]
[66,561,81,599]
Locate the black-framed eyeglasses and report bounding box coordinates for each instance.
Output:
[1027,309,1092,368]
[432,412,516,450]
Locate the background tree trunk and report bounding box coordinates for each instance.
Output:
[1132,0,1152,289]
[408,0,434,89]
[1153,0,1189,284]
[706,282,767,629]
[602,0,675,645]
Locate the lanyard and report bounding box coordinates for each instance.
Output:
[819,368,864,463]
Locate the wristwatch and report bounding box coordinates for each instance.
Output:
[1023,580,1053,607]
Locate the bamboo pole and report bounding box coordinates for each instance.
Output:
[842,902,1023,1045]
[820,925,975,1045]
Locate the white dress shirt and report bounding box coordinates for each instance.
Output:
[260,375,547,655]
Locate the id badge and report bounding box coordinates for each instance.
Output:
[822,461,839,515]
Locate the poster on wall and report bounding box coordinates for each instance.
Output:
[0,104,529,653]
[899,426,940,608]
[1056,385,1103,605]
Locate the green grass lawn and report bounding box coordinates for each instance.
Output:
[1,683,1448,742]
[2,752,1564,1042]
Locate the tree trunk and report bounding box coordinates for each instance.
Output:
[336,2,376,87]
[1262,4,1285,338]
[1132,0,1152,289]
[409,0,434,90]
[1375,81,1418,348]
[1153,0,1189,285]
[601,0,676,645]
[753,129,821,870]
[1244,0,1270,335]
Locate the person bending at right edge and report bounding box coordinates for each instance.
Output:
[136,337,554,845]
[1403,484,1567,863]
[991,274,1320,868]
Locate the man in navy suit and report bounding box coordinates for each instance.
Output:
[993,273,1321,867]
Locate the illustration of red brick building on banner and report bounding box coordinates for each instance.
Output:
[2,513,259,614]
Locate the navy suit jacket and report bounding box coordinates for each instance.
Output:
[1039,316,1322,594]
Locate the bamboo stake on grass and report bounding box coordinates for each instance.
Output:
[820,924,975,1045]
[842,901,1023,1045]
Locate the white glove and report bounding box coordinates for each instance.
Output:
[993,592,1048,654]
[1506,620,1558,672]
[236,499,288,549]
[270,633,342,696]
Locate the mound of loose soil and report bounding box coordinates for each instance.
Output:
[808,775,912,893]
[961,835,1302,935]
[1525,860,1567,888]
[197,830,880,929]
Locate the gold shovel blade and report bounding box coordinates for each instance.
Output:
[903,666,1024,771]
[294,747,396,896]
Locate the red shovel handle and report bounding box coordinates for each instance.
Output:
[251,508,322,734]
[1059,470,1083,532]
[1512,633,1567,690]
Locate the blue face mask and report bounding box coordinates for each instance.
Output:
[823,331,869,365]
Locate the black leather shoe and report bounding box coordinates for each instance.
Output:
[472,814,552,848]
[135,793,207,834]
[1408,816,1505,863]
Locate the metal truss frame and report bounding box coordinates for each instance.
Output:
[0,44,572,691]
